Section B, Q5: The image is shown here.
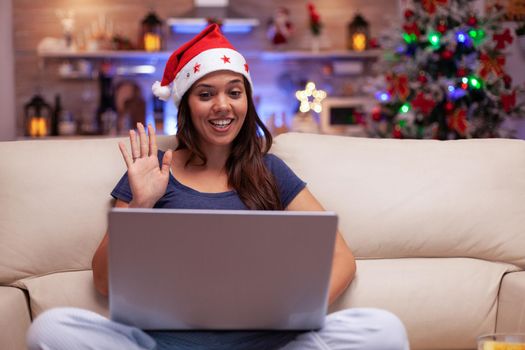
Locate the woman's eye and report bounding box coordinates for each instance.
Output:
[230,90,242,98]
[199,92,211,99]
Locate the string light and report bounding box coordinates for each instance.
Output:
[400,103,411,113]
[428,32,441,48]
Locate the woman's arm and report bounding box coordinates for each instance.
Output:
[286,188,356,305]
[92,199,129,296]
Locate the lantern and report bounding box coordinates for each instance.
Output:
[24,94,53,137]
[347,14,370,51]
[140,11,164,52]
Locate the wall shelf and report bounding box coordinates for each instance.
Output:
[37,49,382,61]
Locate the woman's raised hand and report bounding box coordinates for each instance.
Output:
[118,123,172,208]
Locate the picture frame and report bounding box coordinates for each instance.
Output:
[319,97,375,136]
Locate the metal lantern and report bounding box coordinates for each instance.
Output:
[140,11,164,52]
[347,14,370,51]
[24,94,53,137]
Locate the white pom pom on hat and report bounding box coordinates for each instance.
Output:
[151,81,172,101]
[152,23,253,107]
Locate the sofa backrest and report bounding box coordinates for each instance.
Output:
[271,133,525,268]
[1,133,524,286]
[0,136,177,285]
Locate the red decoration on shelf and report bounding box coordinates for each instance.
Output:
[386,73,410,101]
[493,28,514,50]
[467,16,477,26]
[501,90,516,113]
[447,108,467,136]
[404,9,415,19]
[412,92,436,115]
[479,53,506,78]
[369,37,380,48]
[422,0,448,14]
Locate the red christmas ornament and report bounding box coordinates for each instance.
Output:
[441,50,453,60]
[447,108,468,136]
[392,125,403,138]
[445,101,454,112]
[437,21,447,34]
[404,9,415,19]
[467,16,477,26]
[412,92,436,115]
[422,0,448,14]
[493,28,514,50]
[479,53,506,78]
[456,67,467,77]
[501,90,517,113]
[372,106,382,121]
[403,22,421,39]
[369,38,380,49]
[418,72,428,83]
[503,74,512,88]
[386,73,410,101]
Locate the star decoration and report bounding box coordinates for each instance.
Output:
[295,81,327,113]
[193,63,201,73]
[244,63,249,72]
[221,55,231,64]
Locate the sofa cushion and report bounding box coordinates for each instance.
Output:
[328,258,518,350]
[16,270,108,319]
[0,286,31,350]
[272,133,525,268]
[0,136,177,284]
[496,271,525,333]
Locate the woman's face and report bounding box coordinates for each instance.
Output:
[187,70,248,150]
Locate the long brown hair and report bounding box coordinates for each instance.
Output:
[175,77,283,210]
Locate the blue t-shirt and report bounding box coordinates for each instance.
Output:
[111,152,306,209]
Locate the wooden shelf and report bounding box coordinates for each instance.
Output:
[38,49,382,61]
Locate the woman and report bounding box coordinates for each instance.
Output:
[27,24,409,350]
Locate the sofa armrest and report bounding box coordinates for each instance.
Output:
[496,271,525,332]
[0,286,31,350]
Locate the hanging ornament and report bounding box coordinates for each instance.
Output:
[479,53,505,78]
[493,28,514,50]
[467,16,477,27]
[392,124,403,138]
[412,92,436,115]
[445,101,455,112]
[403,22,421,43]
[503,74,512,89]
[437,20,448,34]
[386,73,410,101]
[372,106,382,121]
[441,49,454,59]
[447,108,468,136]
[422,0,448,14]
[456,67,467,77]
[418,71,428,83]
[404,9,415,20]
[501,90,516,113]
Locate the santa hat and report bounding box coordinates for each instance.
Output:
[152,23,252,106]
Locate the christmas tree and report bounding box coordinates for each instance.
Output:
[368,0,525,139]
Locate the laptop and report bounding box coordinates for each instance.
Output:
[108,208,338,331]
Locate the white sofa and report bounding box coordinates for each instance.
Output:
[1,132,524,350]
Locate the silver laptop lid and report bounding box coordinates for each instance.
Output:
[108,208,337,330]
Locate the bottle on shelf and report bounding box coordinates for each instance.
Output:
[96,62,118,135]
[153,94,165,134]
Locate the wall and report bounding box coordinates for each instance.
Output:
[1,0,16,141]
